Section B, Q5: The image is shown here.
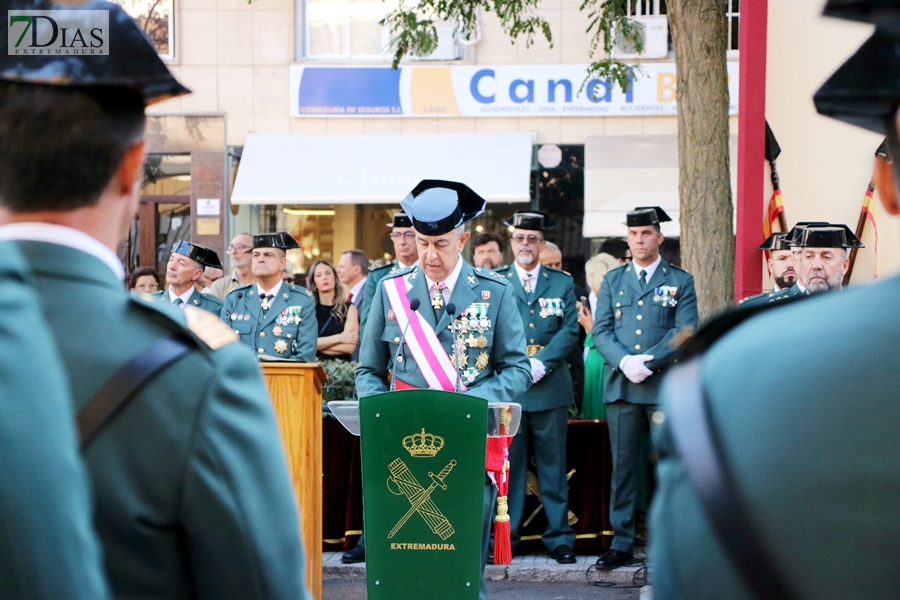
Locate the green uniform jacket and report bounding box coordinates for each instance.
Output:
[494,265,580,412]
[651,273,900,599]
[15,241,310,600]
[738,282,803,307]
[360,261,405,337]
[0,243,109,600]
[152,287,223,315]
[592,260,698,405]
[222,283,318,362]
[356,261,532,404]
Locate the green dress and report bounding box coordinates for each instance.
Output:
[581,334,606,420]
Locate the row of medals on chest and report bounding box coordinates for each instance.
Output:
[449,303,491,376]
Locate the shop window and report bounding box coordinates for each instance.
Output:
[301,0,396,59]
[618,0,739,56]
[111,0,174,60]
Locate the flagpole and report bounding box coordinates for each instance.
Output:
[843,183,872,287]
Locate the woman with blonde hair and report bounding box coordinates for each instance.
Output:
[578,252,622,419]
[307,260,359,361]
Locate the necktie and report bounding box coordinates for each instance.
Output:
[524,274,533,294]
[173,297,184,308]
[347,292,353,303]
[639,270,647,288]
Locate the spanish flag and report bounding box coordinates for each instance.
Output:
[862,185,879,277]
[763,188,786,239]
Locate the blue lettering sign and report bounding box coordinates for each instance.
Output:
[470,69,495,104]
[587,79,611,103]
[509,79,534,103]
[548,79,572,103]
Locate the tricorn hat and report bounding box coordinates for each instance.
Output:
[795,225,864,249]
[503,210,556,231]
[400,180,486,236]
[253,232,300,250]
[784,222,832,246]
[171,241,223,270]
[814,30,900,134]
[625,206,672,228]
[386,212,413,228]
[0,0,190,105]
[758,232,792,252]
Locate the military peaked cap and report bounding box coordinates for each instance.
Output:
[796,225,864,249]
[758,232,792,251]
[503,210,556,231]
[400,180,486,236]
[0,0,190,105]
[386,212,413,228]
[253,232,300,250]
[625,206,672,227]
[172,241,223,269]
[814,29,900,134]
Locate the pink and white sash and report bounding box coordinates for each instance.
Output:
[384,274,466,392]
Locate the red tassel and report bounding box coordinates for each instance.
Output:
[493,495,512,564]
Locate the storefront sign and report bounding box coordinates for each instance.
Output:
[289,63,739,118]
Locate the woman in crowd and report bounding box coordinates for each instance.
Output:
[578,252,621,420]
[307,260,359,362]
[126,267,161,293]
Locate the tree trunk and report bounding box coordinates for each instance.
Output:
[668,0,734,320]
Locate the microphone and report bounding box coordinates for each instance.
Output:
[391,298,421,391]
[445,303,462,393]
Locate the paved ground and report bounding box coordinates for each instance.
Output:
[323,550,649,599]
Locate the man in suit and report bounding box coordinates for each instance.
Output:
[155,240,224,314]
[338,249,368,361]
[222,232,318,362]
[0,3,309,597]
[494,211,579,564]
[357,180,532,600]
[360,212,419,333]
[650,9,900,597]
[592,206,698,569]
[0,243,110,600]
[208,233,255,301]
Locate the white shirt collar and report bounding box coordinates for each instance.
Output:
[167,286,195,307]
[0,222,125,281]
[513,261,541,287]
[349,277,367,299]
[398,259,418,269]
[423,254,464,298]
[256,280,283,298]
[633,254,662,282]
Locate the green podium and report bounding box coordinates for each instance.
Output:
[330,392,521,600]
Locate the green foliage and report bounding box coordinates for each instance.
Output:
[381,0,645,93]
[322,358,358,399]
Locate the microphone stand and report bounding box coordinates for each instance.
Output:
[390,298,420,391]
[251,292,265,355]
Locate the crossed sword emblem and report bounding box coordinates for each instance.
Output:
[387,458,457,539]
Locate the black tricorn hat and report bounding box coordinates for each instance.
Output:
[796,225,864,249]
[625,206,672,228]
[253,232,300,250]
[171,240,223,270]
[823,0,900,33]
[784,222,833,246]
[758,232,792,251]
[386,212,413,228]
[503,210,556,231]
[0,0,190,105]
[400,180,486,236]
[814,30,900,134]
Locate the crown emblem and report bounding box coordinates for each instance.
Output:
[403,428,444,457]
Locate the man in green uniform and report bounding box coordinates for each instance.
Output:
[0,244,110,600]
[592,206,698,570]
[356,180,532,600]
[494,211,579,563]
[0,3,309,597]
[650,5,900,597]
[360,212,419,334]
[222,232,318,362]
[155,240,224,314]
[738,232,796,306]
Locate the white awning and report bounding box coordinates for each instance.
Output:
[231,133,533,205]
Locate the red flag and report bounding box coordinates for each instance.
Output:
[862,187,879,277]
[763,188,785,239]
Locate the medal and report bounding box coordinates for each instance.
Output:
[388,310,396,321]
[273,326,283,336]
[615,309,622,320]
[476,352,489,370]
[274,340,288,354]
[477,335,488,348]
[467,334,478,347]
[482,290,491,300]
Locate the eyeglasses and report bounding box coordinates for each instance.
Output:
[227,243,251,253]
[511,235,543,244]
[389,232,417,240]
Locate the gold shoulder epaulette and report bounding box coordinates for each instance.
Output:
[183,305,238,350]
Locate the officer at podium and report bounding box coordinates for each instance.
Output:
[154,240,224,314]
[0,2,309,597]
[222,232,318,361]
[357,180,532,599]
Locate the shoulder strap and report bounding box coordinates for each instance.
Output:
[77,335,195,450]
[665,358,798,600]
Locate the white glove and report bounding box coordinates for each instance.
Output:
[619,354,655,384]
[529,358,547,383]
